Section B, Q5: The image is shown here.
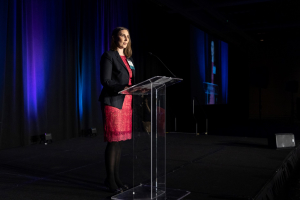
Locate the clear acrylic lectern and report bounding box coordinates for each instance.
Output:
[111,76,183,200]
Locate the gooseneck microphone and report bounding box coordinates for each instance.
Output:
[148,52,177,78]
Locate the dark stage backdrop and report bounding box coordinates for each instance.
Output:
[0,0,129,149]
[128,1,249,133]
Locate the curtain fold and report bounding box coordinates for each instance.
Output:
[0,0,128,149]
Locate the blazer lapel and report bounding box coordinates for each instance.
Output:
[114,51,128,74]
[114,51,135,84]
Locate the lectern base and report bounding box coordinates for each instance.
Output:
[111,184,190,200]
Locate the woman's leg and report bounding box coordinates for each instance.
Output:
[105,142,118,190]
[114,141,124,187]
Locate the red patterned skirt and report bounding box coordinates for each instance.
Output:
[103,95,132,142]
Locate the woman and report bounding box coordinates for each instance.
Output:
[99,27,135,193]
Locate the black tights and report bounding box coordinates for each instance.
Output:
[105,141,124,190]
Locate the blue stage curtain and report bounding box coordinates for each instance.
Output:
[221,41,228,104]
[0,0,128,149]
[190,26,206,105]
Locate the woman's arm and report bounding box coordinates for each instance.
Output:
[100,52,126,93]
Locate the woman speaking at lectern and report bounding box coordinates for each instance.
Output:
[99,27,135,193]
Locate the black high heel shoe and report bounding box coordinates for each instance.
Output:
[121,184,129,191]
[116,183,129,191]
[104,179,123,193]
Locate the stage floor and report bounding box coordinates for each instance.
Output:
[0,133,298,200]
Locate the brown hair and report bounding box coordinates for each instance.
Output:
[110,27,132,58]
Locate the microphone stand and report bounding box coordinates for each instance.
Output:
[149,52,177,78]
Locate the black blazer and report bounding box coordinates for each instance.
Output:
[99,50,135,109]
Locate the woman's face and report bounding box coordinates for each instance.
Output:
[116,30,130,49]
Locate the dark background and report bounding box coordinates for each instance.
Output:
[130,0,300,135]
[130,1,249,133]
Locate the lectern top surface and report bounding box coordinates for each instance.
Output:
[118,76,182,95]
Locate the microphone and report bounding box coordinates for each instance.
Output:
[148,52,177,78]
